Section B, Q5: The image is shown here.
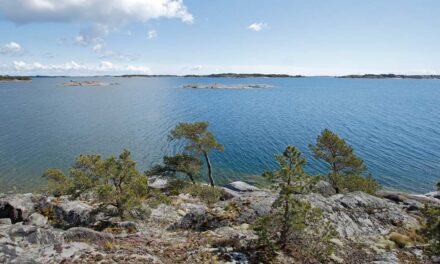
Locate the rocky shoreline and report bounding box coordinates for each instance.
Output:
[183,84,273,89]
[63,80,118,87]
[1,180,439,263]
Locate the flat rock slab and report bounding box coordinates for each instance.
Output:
[223,181,260,192]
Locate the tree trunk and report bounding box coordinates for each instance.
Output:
[188,173,196,184]
[280,198,290,250]
[203,151,215,187]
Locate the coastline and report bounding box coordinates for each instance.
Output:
[0,180,438,263]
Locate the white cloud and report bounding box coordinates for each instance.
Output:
[248,22,269,32]
[0,42,23,54]
[0,0,194,25]
[74,24,109,46]
[147,30,158,39]
[192,65,202,71]
[9,60,151,75]
[93,43,103,53]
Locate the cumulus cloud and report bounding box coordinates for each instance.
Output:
[0,0,194,25]
[9,60,151,75]
[191,65,202,71]
[147,30,158,39]
[0,42,23,54]
[248,22,269,32]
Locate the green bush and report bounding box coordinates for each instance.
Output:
[253,145,335,262]
[179,183,224,205]
[163,179,225,206]
[330,174,380,195]
[419,204,440,256]
[252,200,335,263]
[43,149,148,219]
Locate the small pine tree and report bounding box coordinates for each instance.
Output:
[309,129,379,194]
[43,149,148,218]
[169,122,224,186]
[263,145,315,249]
[253,145,335,262]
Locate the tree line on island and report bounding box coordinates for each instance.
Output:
[43,121,440,261]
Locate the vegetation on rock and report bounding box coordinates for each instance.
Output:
[309,129,380,194]
[0,75,31,81]
[43,149,148,218]
[418,182,440,256]
[253,146,335,262]
[169,122,224,187]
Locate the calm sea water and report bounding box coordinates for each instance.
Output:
[0,77,439,193]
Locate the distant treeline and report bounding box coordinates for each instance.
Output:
[0,75,32,81]
[120,73,303,78]
[339,74,440,79]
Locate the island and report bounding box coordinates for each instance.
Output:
[183,73,303,78]
[119,73,303,78]
[338,74,440,79]
[183,84,273,89]
[63,80,119,86]
[0,75,31,81]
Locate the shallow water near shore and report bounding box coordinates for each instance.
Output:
[0,77,439,193]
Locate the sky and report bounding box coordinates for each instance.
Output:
[0,0,439,76]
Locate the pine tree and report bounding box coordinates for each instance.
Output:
[309,129,379,193]
[169,122,224,186]
[146,153,201,184]
[263,145,318,249]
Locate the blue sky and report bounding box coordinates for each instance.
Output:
[0,0,439,76]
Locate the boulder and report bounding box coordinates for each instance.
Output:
[52,199,97,228]
[4,224,64,247]
[312,180,336,197]
[172,206,229,231]
[424,191,440,200]
[227,191,277,224]
[209,226,258,249]
[0,193,35,223]
[379,190,440,206]
[0,222,94,264]
[24,213,48,227]
[149,176,169,190]
[223,181,259,192]
[150,204,182,224]
[306,192,419,238]
[0,218,12,225]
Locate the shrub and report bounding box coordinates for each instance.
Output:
[419,204,440,255]
[43,149,148,219]
[252,145,335,262]
[182,183,225,205]
[339,174,380,195]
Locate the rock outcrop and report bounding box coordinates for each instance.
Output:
[0,183,438,263]
[0,194,35,223]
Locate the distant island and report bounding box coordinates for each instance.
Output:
[184,73,303,78]
[183,84,273,89]
[0,75,31,81]
[121,73,303,78]
[63,80,119,87]
[339,74,440,79]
